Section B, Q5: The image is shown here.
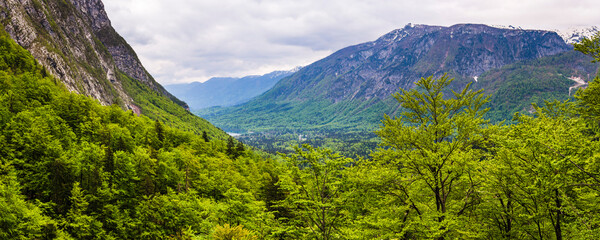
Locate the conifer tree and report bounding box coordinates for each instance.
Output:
[104,146,114,175]
[226,136,236,157]
[155,119,165,147]
[235,141,245,158]
[66,182,105,238]
[202,131,210,142]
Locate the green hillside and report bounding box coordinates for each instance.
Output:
[0,29,278,239]
[198,97,397,132]
[117,71,228,139]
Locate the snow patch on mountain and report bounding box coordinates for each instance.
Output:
[489,25,523,30]
[555,26,599,44]
[270,66,303,78]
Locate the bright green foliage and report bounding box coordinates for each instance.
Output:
[0,29,280,239]
[576,76,600,129]
[480,104,600,239]
[279,144,354,240]
[65,182,105,239]
[341,157,410,239]
[0,34,46,76]
[372,74,491,239]
[134,191,217,239]
[118,71,227,139]
[212,224,257,240]
[0,172,63,239]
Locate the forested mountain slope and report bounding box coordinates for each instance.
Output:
[0,30,280,239]
[477,51,599,121]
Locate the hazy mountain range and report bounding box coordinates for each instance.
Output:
[165,68,300,110]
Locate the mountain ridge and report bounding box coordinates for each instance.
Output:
[257,23,571,103]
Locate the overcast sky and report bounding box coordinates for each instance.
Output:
[102,0,600,85]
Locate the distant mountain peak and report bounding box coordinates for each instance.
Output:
[376,23,443,43]
[555,26,599,44]
[289,66,303,72]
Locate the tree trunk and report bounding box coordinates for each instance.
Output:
[554,189,563,240]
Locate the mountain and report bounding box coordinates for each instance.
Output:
[166,68,299,110]
[0,0,225,137]
[199,24,599,132]
[257,24,570,102]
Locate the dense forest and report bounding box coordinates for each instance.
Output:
[1,23,600,240]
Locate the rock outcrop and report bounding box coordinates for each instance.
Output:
[0,0,187,111]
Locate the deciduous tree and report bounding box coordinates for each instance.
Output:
[373,74,491,239]
[279,144,353,240]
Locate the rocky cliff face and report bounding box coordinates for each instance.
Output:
[70,0,180,100]
[0,0,186,111]
[263,24,572,103]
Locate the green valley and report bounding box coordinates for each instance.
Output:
[2,24,600,238]
[198,49,598,157]
[1,0,600,239]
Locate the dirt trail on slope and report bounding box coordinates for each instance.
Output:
[569,76,587,96]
